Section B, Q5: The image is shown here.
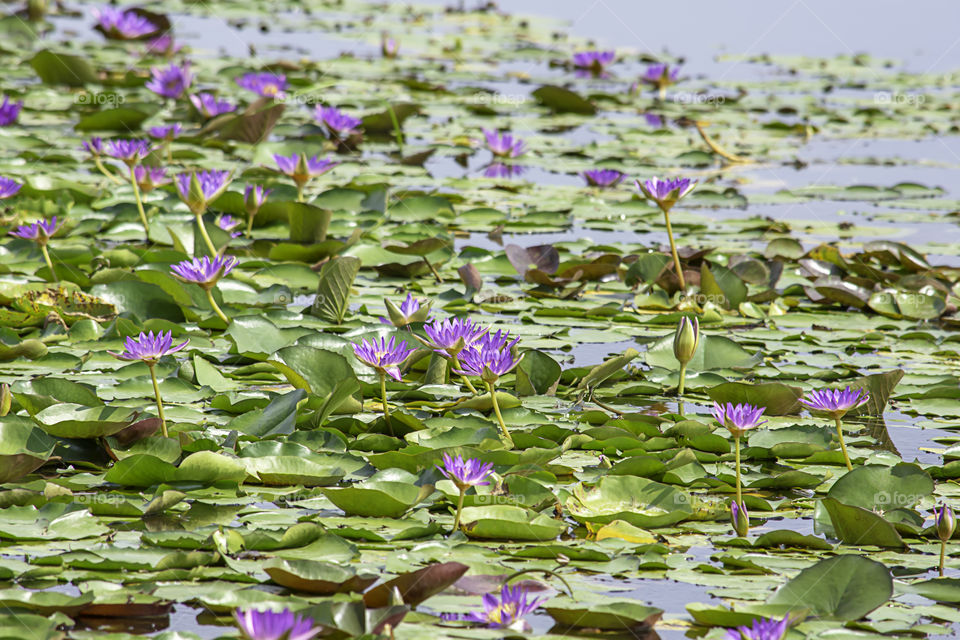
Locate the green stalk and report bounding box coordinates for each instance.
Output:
[204,288,229,325]
[95,157,122,184]
[450,356,479,394]
[834,415,853,471]
[485,381,514,448]
[941,539,947,577]
[452,487,466,533]
[246,212,255,236]
[148,363,168,438]
[195,211,217,257]
[380,372,392,435]
[678,362,687,396]
[386,101,405,154]
[422,255,443,283]
[39,243,57,283]
[129,166,150,241]
[296,183,305,203]
[734,434,742,508]
[662,208,686,291]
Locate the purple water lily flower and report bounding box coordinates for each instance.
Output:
[234,608,321,640]
[146,63,192,99]
[148,124,182,140]
[189,93,236,118]
[273,153,338,188]
[381,292,431,326]
[144,34,181,57]
[106,139,151,166]
[81,138,104,156]
[712,402,766,437]
[484,163,527,179]
[937,503,956,542]
[0,177,22,200]
[445,585,543,629]
[93,6,157,40]
[724,616,789,640]
[423,317,489,357]
[315,105,362,138]
[454,330,521,383]
[352,336,415,381]
[437,453,493,489]
[644,113,665,128]
[731,500,749,537]
[235,72,287,98]
[9,217,58,241]
[582,169,624,188]
[482,129,526,158]
[216,214,243,238]
[381,34,398,58]
[175,169,231,213]
[643,63,680,85]
[244,185,270,215]
[636,176,697,212]
[572,50,615,73]
[170,254,237,288]
[0,96,23,126]
[108,330,189,363]
[133,166,170,192]
[799,386,869,418]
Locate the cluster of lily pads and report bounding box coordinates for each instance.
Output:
[0,1,958,640]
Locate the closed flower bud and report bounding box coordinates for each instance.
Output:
[937,504,955,542]
[731,500,749,537]
[673,316,699,365]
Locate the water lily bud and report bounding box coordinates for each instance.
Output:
[937,504,956,542]
[673,316,699,365]
[0,383,10,416]
[292,153,311,188]
[184,172,207,216]
[731,500,749,537]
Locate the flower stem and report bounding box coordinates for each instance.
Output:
[246,212,255,236]
[678,362,687,396]
[941,540,947,577]
[734,434,742,508]
[661,209,686,291]
[834,415,853,471]
[380,372,392,435]
[658,85,666,101]
[195,211,217,257]
[129,166,150,241]
[204,287,229,325]
[450,356,479,394]
[148,363,168,438]
[296,183,305,203]
[422,255,443,283]
[95,157,122,184]
[485,381,514,449]
[39,243,57,283]
[452,487,466,533]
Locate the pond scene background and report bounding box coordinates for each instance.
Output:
[1,0,960,638]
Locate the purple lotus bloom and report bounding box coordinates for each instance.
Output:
[800,386,869,418]
[381,34,398,58]
[484,163,527,179]
[380,292,430,326]
[106,139,151,166]
[189,93,236,118]
[0,177,21,200]
[423,317,489,357]
[244,185,270,215]
[9,217,58,241]
[145,63,192,99]
[446,585,543,629]
[572,50,615,72]
[643,63,680,85]
[93,6,157,40]
[81,138,104,156]
[582,169,624,188]
[234,608,321,640]
[636,176,697,212]
[315,105,362,138]
[170,255,237,287]
[644,113,665,128]
[235,72,287,98]
[144,34,181,56]
[273,153,338,187]
[712,402,766,437]
[216,214,242,238]
[937,504,956,542]
[483,129,526,158]
[454,331,521,382]
[133,166,170,192]
[352,336,415,381]
[108,330,189,363]
[437,453,493,489]
[724,616,789,640]
[0,96,23,126]
[148,124,182,140]
[175,169,231,212]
